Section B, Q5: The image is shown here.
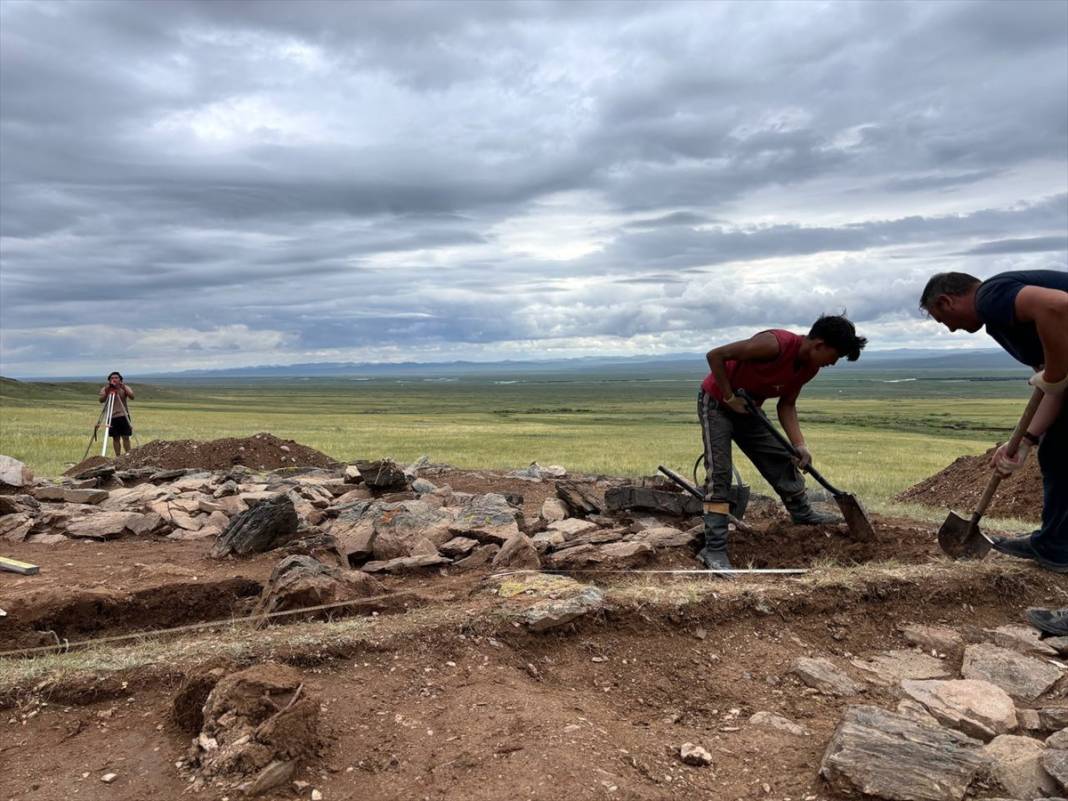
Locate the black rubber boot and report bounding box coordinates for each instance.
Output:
[783,493,841,525]
[1027,607,1068,638]
[697,512,733,572]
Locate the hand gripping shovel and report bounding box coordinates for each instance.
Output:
[938,387,1044,560]
[739,392,877,541]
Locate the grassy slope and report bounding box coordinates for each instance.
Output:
[0,370,1031,516]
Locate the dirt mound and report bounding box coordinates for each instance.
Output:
[896,446,1043,523]
[63,455,110,476]
[114,432,338,472]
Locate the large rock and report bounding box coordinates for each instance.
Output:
[0,455,32,488]
[62,488,108,505]
[545,540,654,570]
[748,711,809,736]
[555,480,601,517]
[982,735,1059,799]
[211,495,300,558]
[540,498,568,523]
[353,459,408,492]
[492,534,540,571]
[820,705,986,801]
[791,657,864,696]
[900,679,1018,741]
[448,493,521,544]
[603,485,700,517]
[629,525,696,549]
[1042,749,1068,792]
[65,511,141,540]
[850,650,952,686]
[547,518,599,540]
[992,624,1060,658]
[0,512,34,542]
[900,624,965,656]
[962,643,1063,702]
[255,555,384,620]
[522,586,605,633]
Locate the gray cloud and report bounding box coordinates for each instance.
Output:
[1,0,1066,376]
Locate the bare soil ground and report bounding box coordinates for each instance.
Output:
[1,467,1065,801]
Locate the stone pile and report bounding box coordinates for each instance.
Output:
[1,455,710,578]
[814,621,1068,800]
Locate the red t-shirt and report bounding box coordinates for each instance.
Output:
[700,329,819,405]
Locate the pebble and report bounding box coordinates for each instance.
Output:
[679,742,713,766]
[101,773,117,783]
[312,791,323,801]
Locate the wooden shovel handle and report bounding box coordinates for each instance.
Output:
[973,387,1045,519]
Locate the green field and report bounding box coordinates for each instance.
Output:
[0,368,1033,520]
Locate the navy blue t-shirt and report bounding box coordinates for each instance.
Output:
[974,269,1068,368]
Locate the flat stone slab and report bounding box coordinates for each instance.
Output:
[820,705,985,801]
[65,511,141,540]
[901,678,1017,741]
[900,623,965,656]
[851,649,952,685]
[962,643,1063,702]
[991,624,1060,658]
[748,711,809,736]
[792,657,864,696]
[521,586,605,633]
[547,518,599,539]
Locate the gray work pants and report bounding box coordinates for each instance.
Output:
[697,390,806,504]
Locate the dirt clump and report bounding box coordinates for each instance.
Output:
[114,432,338,472]
[189,663,321,792]
[896,446,1043,523]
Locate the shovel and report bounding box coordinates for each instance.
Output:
[739,392,877,541]
[938,387,1044,560]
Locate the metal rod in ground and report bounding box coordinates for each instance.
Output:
[492,568,809,577]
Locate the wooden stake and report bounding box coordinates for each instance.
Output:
[0,556,39,575]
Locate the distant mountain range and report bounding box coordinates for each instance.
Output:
[143,347,1021,378]
[4,347,1023,382]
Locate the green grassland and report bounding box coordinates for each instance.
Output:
[0,368,1033,519]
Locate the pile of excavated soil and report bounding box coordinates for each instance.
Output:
[895,446,1043,523]
[113,433,338,472]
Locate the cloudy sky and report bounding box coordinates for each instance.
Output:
[1,0,1066,377]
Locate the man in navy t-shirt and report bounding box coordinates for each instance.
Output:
[919,269,1068,572]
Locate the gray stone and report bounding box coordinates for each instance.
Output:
[791,657,865,696]
[547,518,599,539]
[897,699,941,727]
[540,497,568,523]
[993,624,1061,658]
[243,760,297,796]
[0,494,38,516]
[361,554,451,574]
[901,679,1018,741]
[33,486,67,502]
[0,455,32,488]
[343,465,362,484]
[255,555,384,619]
[449,493,521,544]
[439,536,479,558]
[1042,749,1068,792]
[353,459,408,492]
[1040,707,1068,731]
[962,643,1064,702]
[410,478,438,494]
[596,540,655,567]
[629,525,696,549]
[603,485,700,517]
[25,532,67,545]
[555,480,601,517]
[211,495,299,558]
[820,705,985,801]
[0,512,34,542]
[850,649,951,686]
[678,743,713,766]
[1047,730,1068,749]
[522,586,604,633]
[455,544,499,569]
[65,511,140,540]
[62,488,108,505]
[531,530,566,553]
[748,711,809,736]
[900,623,965,656]
[126,512,165,536]
[492,534,540,571]
[1046,637,1068,657]
[983,734,1059,799]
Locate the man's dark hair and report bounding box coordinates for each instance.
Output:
[808,315,867,362]
[919,272,981,311]
[107,371,123,381]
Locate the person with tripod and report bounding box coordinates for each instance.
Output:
[98,371,135,455]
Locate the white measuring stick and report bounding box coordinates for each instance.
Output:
[100,392,115,457]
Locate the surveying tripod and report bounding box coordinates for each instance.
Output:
[82,389,139,460]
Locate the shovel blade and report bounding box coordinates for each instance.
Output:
[834,493,877,541]
[937,511,991,560]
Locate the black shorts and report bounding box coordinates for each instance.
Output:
[108,415,133,437]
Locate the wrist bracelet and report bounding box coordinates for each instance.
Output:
[1023,431,1040,446]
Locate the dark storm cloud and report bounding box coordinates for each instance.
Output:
[1,0,1066,375]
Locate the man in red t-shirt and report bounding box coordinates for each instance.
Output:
[697,315,867,570]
